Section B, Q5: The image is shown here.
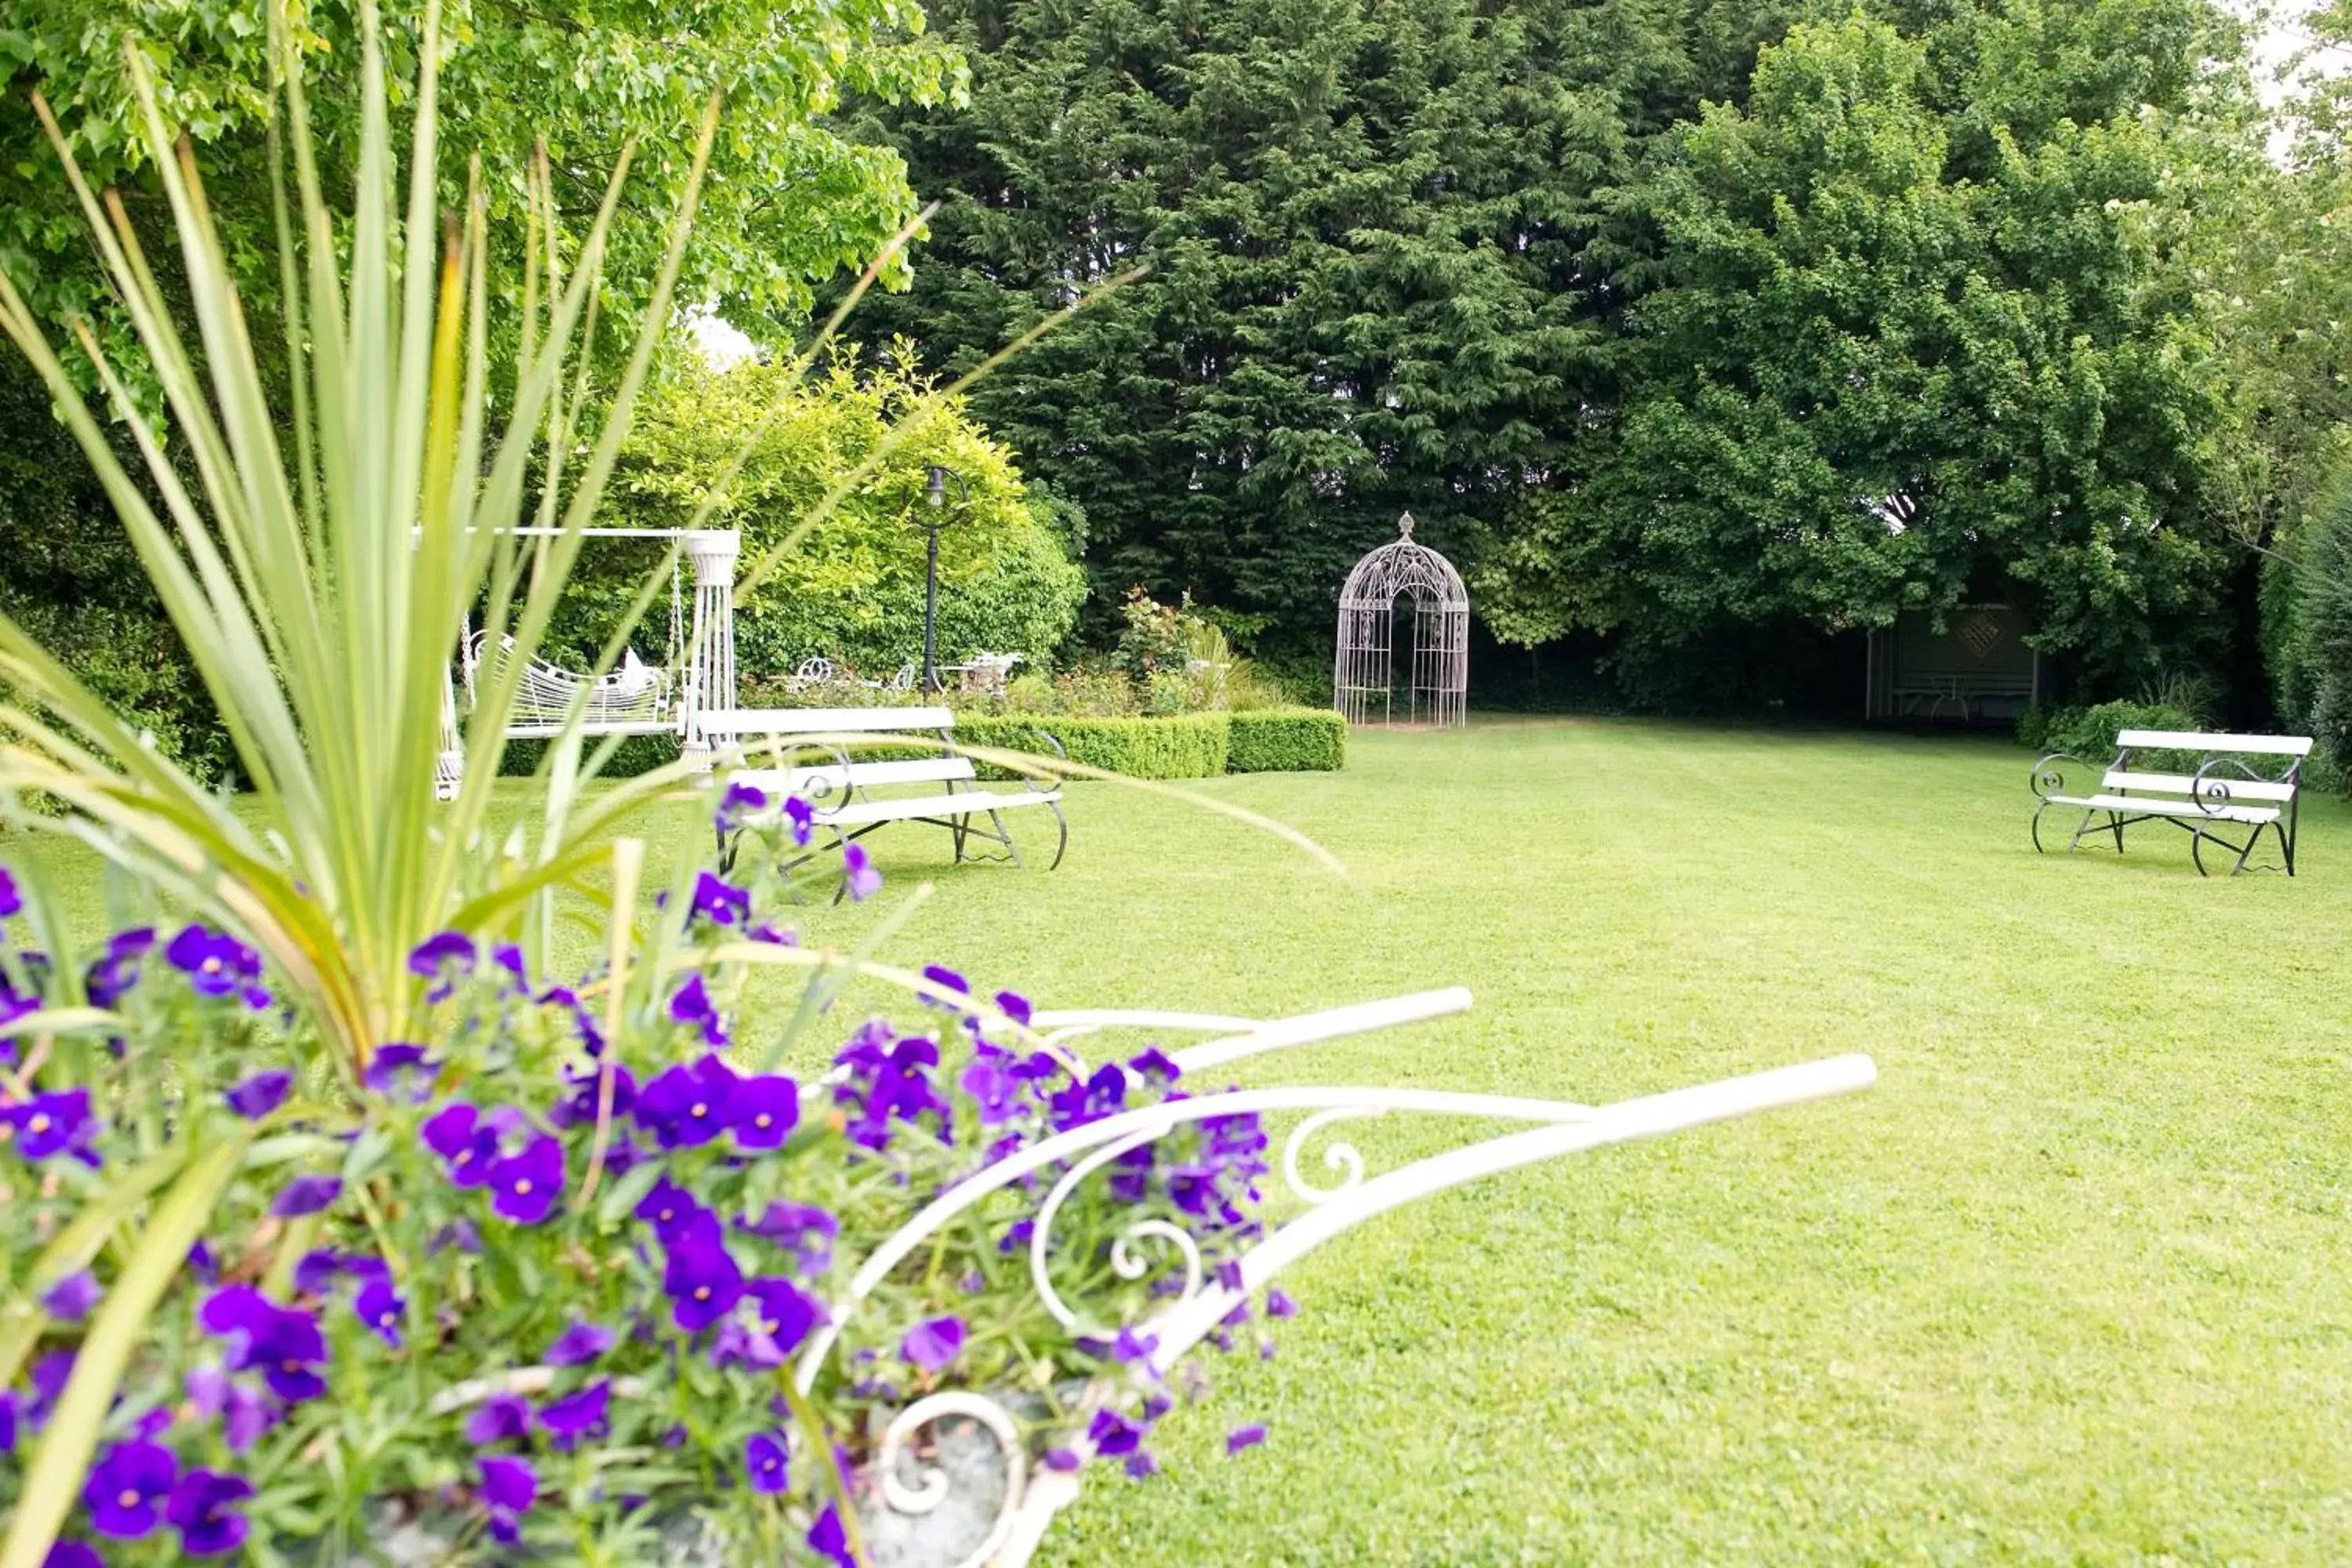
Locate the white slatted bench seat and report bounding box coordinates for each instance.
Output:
[2030,728,2310,877]
[702,706,1067,875]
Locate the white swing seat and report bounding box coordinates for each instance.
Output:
[464,631,675,735]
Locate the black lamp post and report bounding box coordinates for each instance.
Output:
[917,464,970,694]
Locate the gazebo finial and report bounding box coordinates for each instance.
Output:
[1397,510,1415,542]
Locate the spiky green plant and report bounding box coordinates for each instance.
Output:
[0,0,724,1072]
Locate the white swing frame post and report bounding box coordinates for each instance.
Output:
[433,528,739,800]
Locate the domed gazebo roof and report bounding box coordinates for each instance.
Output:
[1338,512,1468,612]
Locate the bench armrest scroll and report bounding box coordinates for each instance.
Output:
[2188,753,2283,815]
[2030,752,2093,802]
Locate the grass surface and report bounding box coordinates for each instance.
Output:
[24,717,2352,1562]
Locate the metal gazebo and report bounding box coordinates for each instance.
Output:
[1334,512,1468,727]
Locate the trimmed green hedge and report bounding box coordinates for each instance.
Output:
[1227,708,1345,773]
[955,713,1230,780]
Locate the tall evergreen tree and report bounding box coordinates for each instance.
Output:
[1474,0,2264,696]
[834,0,1797,655]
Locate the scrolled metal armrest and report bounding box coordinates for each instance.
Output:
[2030,752,2091,802]
[2189,754,2259,815]
[1018,728,1066,793]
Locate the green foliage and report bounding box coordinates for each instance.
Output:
[590,347,1087,681]
[0,360,230,786]
[1474,2,2260,695]
[1114,588,1191,681]
[0,0,960,393]
[955,713,1230,779]
[1226,709,1346,773]
[2026,699,2198,762]
[2288,462,2352,785]
[832,0,1803,655]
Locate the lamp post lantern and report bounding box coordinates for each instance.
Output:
[917,464,971,695]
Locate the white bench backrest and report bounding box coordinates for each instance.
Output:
[701,706,954,738]
[735,757,976,795]
[2117,730,2312,758]
[2101,769,2299,802]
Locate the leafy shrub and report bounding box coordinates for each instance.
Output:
[2029,700,2199,772]
[2292,465,2352,786]
[587,344,1088,682]
[1113,587,1190,679]
[956,713,1231,779]
[1227,710,1346,773]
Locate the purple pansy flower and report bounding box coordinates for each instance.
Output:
[746,1278,825,1353]
[1043,1446,1081,1473]
[165,925,267,1007]
[921,964,969,1001]
[710,1319,789,1371]
[738,1202,837,1274]
[745,1432,790,1494]
[41,1270,100,1322]
[634,1054,738,1148]
[633,1177,710,1243]
[166,1469,253,1556]
[85,1440,176,1538]
[714,781,767,836]
[902,1315,966,1373]
[666,974,729,1049]
[1226,1423,1268,1455]
[85,927,156,1008]
[783,795,815,846]
[549,1063,637,1129]
[420,1102,501,1186]
[186,1371,278,1456]
[663,1237,745,1333]
[538,1380,611,1451]
[960,1058,1024,1125]
[486,1132,564,1225]
[688,872,752,931]
[543,1320,615,1367]
[1087,1407,1143,1457]
[223,1069,293,1120]
[361,1044,437,1100]
[994,989,1033,1027]
[479,1454,537,1543]
[1267,1288,1298,1319]
[43,1542,103,1568]
[0,867,16,920]
[1128,1047,1181,1086]
[0,1389,18,1454]
[728,1074,799,1150]
[808,1503,855,1568]
[465,1393,533,1447]
[199,1286,328,1403]
[354,1277,406,1346]
[407,931,476,1001]
[1109,1327,1159,1365]
[28,1350,74,1428]
[5,1087,95,1162]
[843,842,881,901]
[271,1174,342,1218]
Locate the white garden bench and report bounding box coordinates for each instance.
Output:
[2030,728,2310,876]
[704,706,1068,875]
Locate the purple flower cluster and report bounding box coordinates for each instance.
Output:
[421,1103,566,1224]
[165,925,269,1011]
[3,1086,99,1167]
[833,1024,955,1150]
[80,1439,252,1555]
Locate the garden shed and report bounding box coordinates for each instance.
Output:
[1864,604,2052,724]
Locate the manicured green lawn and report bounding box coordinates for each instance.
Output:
[811,717,2352,1566]
[21,717,2352,1562]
